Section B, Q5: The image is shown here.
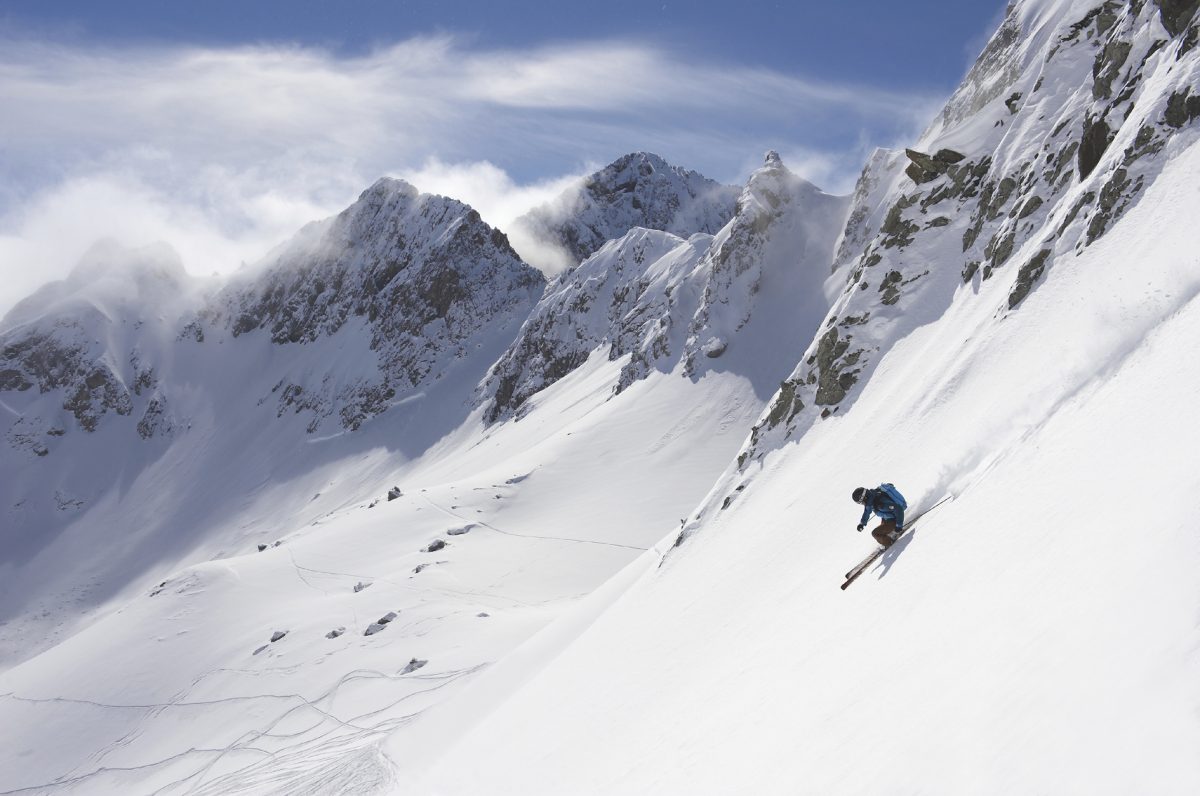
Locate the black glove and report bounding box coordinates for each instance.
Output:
[856,524,865,532]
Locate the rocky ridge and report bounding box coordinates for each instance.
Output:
[0,241,197,456]
[484,152,849,421]
[192,178,546,432]
[729,0,1200,476]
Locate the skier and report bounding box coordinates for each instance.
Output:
[852,484,907,548]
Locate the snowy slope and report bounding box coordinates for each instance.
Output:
[0,342,772,794]
[419,139,1200,794]
[409,1,1200,792]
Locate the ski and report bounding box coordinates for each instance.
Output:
[840,494,953,590]
[841,546,886,590]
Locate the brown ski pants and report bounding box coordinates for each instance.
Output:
[872,519,898,548]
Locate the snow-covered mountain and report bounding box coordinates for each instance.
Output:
[0,179,544,668]
[511,151,739,269]
[4,0,1200,792]
[411,2,1200,793]
[485,151,848,421]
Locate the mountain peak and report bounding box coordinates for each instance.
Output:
[360,176,420,202]
[511,152,739,269]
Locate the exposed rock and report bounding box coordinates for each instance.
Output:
[764,380,804,429]
[1016,196,1044,220]
[1093,40,1133,99]
[903,149,967,185]
[1165,88,1200,127]
[353,581,372,593]
[136,395,173,440]
[423,539,447,553]
[401,658,428,674]
[387,487,402,501]
[1078,118,1113,180]
[878,271,904,305]
[208,178,546,433]
[446,525,474,536]
[1153,0,1200,36]
[1009,249,1054,308]
[270,630,287,643]
[1087,168,1137,243]
[326,627,346,639]
[880,195,920,248]
[0,369,32,391]
[702,338,727,359]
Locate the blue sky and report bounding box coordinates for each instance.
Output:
[0,0,1005,310]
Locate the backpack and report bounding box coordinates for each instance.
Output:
[879,483,907,510]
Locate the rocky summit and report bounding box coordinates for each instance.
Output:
[512,151,739,268]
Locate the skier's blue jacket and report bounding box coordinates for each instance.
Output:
[860,483,907,530]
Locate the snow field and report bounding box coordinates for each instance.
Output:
[413,125,1200,795]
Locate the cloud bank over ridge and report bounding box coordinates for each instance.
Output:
[0,32,945,314]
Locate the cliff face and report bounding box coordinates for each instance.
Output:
[740,0,1200,466]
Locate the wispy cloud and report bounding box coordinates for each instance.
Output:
[0,33,944,315]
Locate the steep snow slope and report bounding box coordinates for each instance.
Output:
[418,85,1200,796]
[411,1,1200,792]
[511,152,739,270]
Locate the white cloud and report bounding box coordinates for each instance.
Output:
[0,33,945,315]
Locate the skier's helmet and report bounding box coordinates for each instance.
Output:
[852,487,867,504]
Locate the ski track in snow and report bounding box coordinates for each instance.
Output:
[0,663,485,795]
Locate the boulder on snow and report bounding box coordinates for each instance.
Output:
[401,658,428,674]
[270,630,287,643]
[257,544,268,552]
[326,627,346,639]
[364,614,396,636]
[387,486,403,501]
[353,581,372,593]
[446,525,474,536]
[903,148,965,184]
[702,338,727,359]
[423,539,447,553]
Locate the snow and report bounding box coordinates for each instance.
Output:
[4,0,1200,792]
[0,348,769,793]
[414,95,1200,796]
